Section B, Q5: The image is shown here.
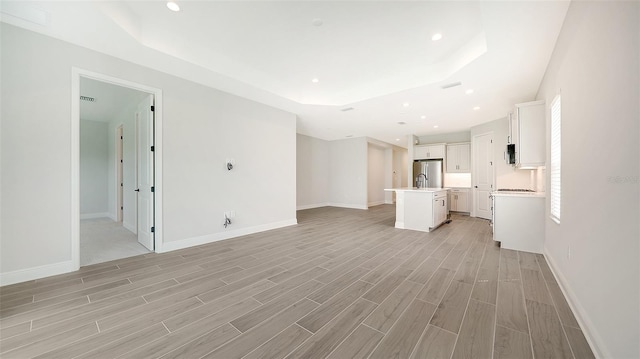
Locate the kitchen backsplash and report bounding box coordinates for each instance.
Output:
[445,173,472,188]
[444,167,545,191]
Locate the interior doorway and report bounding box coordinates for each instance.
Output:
[472,131,494,219]
[75,73,160,266]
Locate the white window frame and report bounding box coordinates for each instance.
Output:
[550,94,561,224]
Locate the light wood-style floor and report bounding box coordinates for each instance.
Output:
[0,205,594,358]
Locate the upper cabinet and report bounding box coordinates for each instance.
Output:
[511,100,545,168]
[414,144,445,160]
[446,143,470,173]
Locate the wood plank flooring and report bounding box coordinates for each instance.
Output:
[0,205,595,358]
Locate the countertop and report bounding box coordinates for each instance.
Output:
[491,191,546,198]
[384,187,449,193]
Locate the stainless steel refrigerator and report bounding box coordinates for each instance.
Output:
[413,159,443,188]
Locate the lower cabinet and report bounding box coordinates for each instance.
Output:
[434,192,448,225]
[448,188,470,213]
[394,189,448,232]
[493,194,545,253]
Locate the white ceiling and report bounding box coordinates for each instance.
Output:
[80,77,149,122]
[1,1,570,147]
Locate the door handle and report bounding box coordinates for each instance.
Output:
[134,189,140,192]
[474,186,478,188]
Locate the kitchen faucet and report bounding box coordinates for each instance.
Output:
[416,173,428,188]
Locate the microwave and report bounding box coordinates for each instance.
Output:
[506,144,516,164]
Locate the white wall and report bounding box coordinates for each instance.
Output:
[0,24,297,282]
[328,137,368,209]
[296,134,330,210]
[367,144,386,207]
[471,117,532,190]
[393,149,408,188]
[536,2,639,358]
[79,120,109,217]
[297,135,405,210]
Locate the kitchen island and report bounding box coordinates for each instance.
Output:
[384,188,449,232]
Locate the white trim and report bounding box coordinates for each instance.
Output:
[384,200,394,204]
[159,219,298,253]
[115,123,124,223]
[328,203,369,210]
[543,249,605,359]
[79,212,110,220]
[123,221,137,234]
[296,203,330,210]
[367,200,385,207]
[0,260,75,286]
[72,68,164,267]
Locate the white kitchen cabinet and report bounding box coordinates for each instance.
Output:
[386,188,448,232]
[433,192,448,225]
[493,193,545,253]
[446,143,470,173]
[512,101,545,168]
[414,144,445,160]
[449,188,469,212]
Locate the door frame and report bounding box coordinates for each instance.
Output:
[71,68,164,270]
[116,124,124,223]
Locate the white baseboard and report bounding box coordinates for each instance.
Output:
[296,203,330,210]
[123,221,137,234]
[0,260,75,286]
[159,219,298,253]
[543,249,605,359]
[384,200,395,204]
[368,200,385,207]
[80,212,109,220]
[328,202,369,210]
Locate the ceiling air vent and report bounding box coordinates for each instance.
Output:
[341,107,354,112]
[80,96,96,102]
[440,81,462,90]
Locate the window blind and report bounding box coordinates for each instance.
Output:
[550,95,561,223]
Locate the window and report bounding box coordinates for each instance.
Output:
[550,95,561,223]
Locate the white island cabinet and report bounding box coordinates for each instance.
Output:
[384,188,449,232]
[492,192,545,253]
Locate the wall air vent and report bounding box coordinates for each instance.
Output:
[341,107,354,112]
[80,96,96,102]
[440,81,462,90]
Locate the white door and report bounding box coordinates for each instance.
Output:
[473,132,494,219]
[136,95,154,251]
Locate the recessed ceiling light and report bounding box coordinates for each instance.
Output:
[420,115,426,120]
[396,138,400,141]
[166,1,180,11]
[403,102,409,107]
[466,89,474,94]
[397,121,406,125]
[473,106,480,111]
[433,125,439,128]
[432,33,443,41]
[312,18,323,27]
[311,78,319,83]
